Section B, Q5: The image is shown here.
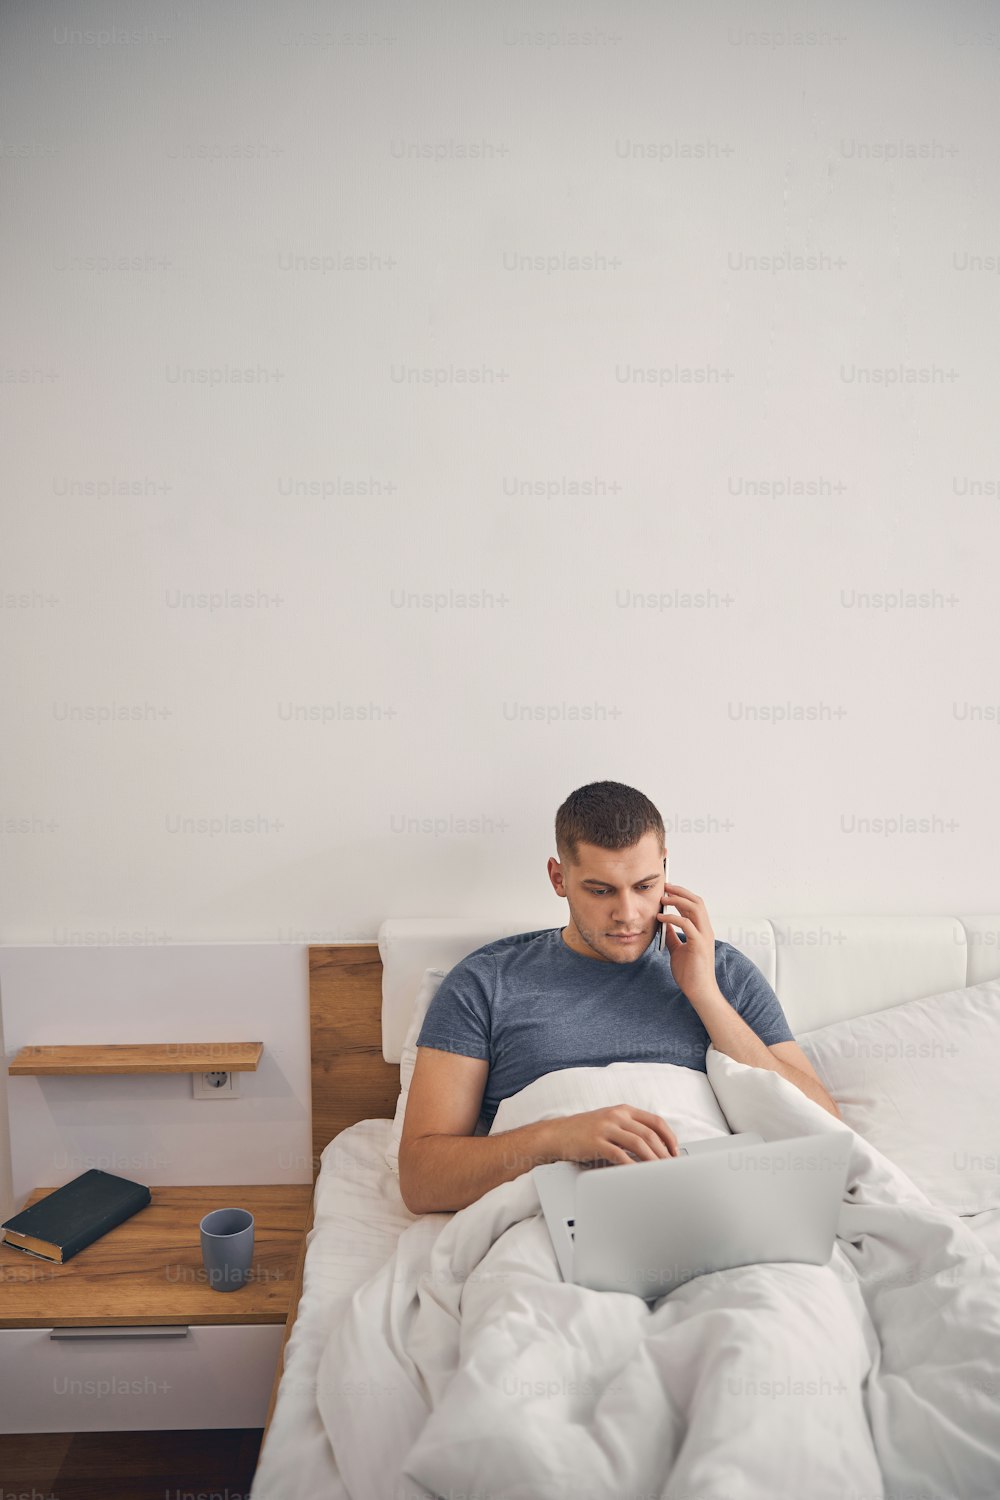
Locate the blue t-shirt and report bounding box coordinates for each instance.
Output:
[415,927,794,1132]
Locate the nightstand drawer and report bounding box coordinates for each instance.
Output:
[0,1323,284,1432]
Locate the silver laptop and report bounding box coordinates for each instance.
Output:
[533,1131,852,1301]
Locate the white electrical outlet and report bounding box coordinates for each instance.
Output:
[192,1069,241,1099]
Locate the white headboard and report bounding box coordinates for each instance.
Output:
[378,914,1000,1064]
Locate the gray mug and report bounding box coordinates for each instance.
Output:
[199,1207,254,1292]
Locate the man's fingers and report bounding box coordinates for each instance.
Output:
[639,1120,678,1158]
[662,884,702,902]
[605,1124,654,1162]
[657,910,685,927]
[605,1144,637,1166]
[629,1109,681,1151]
[623,1124,674,1160]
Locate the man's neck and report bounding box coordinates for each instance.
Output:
[560,924,608,961]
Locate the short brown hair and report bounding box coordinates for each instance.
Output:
[555,781,665,865]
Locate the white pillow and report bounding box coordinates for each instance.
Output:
[797,978,1000,1215]
[385,967,446,1175]
[490,1061,731,1148]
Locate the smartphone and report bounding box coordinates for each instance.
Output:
[657,854,671,951]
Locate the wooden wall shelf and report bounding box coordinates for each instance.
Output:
[8,1043,264,1076]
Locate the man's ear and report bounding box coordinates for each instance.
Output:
[546,855,567,898]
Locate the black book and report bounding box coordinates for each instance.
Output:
[0,1169,151,1263]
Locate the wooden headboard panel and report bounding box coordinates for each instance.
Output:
[309,944,399,1176]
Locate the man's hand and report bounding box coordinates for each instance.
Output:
[545,1105,680,1167]
[657,889,842,1118]
[658,881,719,1004]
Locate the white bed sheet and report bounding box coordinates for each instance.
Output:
[250,1118,413,1500]
[252,1116,1000,1500]
[967,1205,1000,1260]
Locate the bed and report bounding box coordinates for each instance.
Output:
[250,914,1000,1500]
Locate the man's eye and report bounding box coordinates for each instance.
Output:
[591,885,655,895]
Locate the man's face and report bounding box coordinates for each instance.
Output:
[547,832,668,963]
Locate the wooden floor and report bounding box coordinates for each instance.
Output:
[0,1428,263,1498]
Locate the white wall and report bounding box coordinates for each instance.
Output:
[3,0,998,945]
[0,944,312,1202]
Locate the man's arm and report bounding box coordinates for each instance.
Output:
[398,1047,560,1215]
[659,885,841,1119]
[398,1047,681,1214]
[765,1039,841,1118]
[689,990,841,1118]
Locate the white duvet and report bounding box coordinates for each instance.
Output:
[316,1049,1000,1500]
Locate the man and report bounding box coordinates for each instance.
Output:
[398,780,839,1215]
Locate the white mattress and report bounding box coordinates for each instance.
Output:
[252,1118,1000,1500]
[249,1118,413,1500]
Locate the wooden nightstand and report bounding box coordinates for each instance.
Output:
[0,1183,312,1433]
